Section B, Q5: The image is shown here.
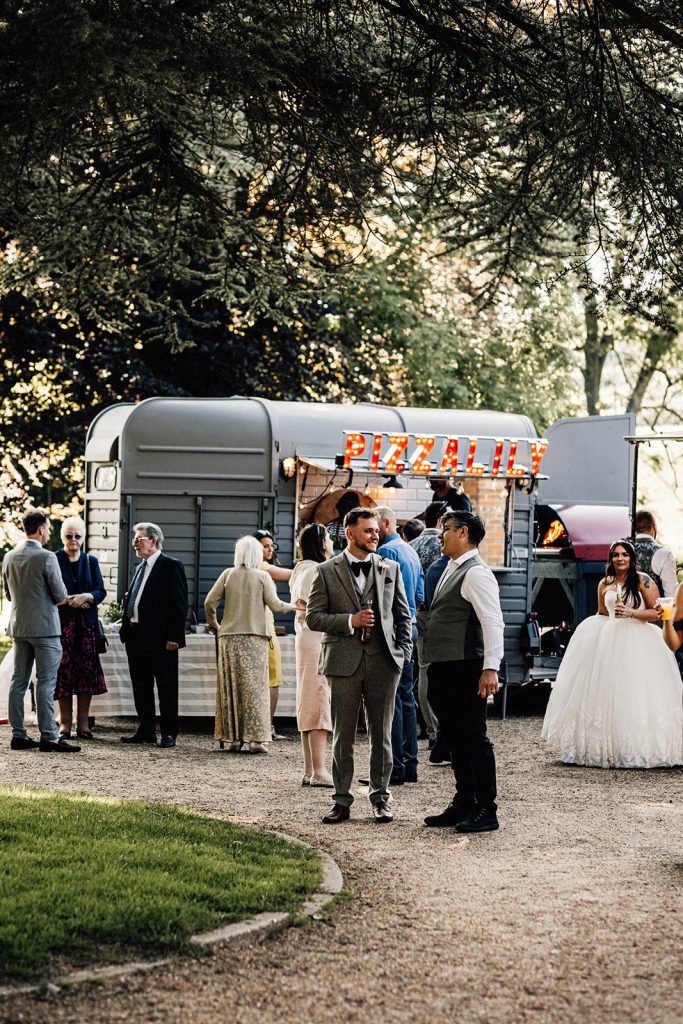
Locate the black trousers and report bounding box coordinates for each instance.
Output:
[427,658,497,812]
[124,627,179,739]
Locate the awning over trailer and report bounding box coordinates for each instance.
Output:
[297,453,341,474]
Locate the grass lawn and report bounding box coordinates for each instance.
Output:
[0,785,321,981]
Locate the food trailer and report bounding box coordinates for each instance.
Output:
[83,398,634,716]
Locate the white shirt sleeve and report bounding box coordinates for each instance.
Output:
[460,565,505,671]
[652,547,677,599]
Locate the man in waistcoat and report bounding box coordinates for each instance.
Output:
[423,511,504,833]
[306,507,413,823]
[634,510,677,598]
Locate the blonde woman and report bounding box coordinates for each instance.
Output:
[205,536,302,753]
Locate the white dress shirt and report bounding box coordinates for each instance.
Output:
[635,534,677,598]
[343,549,372,632]
[130,549,161,622]
[437,548,505,671]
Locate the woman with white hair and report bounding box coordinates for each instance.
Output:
[54,516,107,739]
[205,536,303,753]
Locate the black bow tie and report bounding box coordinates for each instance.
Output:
[351,561,371,578]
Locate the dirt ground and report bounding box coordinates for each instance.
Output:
[1,709,681,1024]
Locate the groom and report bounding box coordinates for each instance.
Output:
[306,507,413,823]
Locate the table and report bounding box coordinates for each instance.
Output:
[94,633,298,719]
[0,634,297,722]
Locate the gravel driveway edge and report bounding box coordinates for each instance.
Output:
[0,837,343,999]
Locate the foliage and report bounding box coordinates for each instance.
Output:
[0,786,320,980]
[1,0,683,342]
[2,1,683,534]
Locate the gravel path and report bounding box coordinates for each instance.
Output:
[1,714,681,1024]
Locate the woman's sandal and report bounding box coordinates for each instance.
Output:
[76,729,94,740]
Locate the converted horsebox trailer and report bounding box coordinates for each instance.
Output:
[84,398,633,712]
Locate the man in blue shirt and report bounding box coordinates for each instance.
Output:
[375,505,424,784]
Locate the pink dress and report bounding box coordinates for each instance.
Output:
[289,560,332,732]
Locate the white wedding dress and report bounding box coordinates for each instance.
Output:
[542,588,683,768]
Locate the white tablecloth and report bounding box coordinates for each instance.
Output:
[0,634,298,721]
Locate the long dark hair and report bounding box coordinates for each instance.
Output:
[252,529,281,566]
[605,539,641,607]
[298,523,327,564]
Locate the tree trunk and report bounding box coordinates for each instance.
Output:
[582,295,612,416]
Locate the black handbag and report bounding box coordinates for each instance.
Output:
[96,619,108,654]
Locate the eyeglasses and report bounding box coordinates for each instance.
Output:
[65,534,82,540]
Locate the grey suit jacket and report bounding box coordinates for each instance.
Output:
[2,540,68,638]
[306,554,413,676]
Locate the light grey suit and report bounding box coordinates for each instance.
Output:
[2,540,68,740]
[306,553,413,806]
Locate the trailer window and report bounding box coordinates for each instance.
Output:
[94,465,117,491]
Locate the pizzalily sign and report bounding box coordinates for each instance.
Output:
[341,431,548,479]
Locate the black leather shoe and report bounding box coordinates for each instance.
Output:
[159,735,176,748]
[389,770,405,786]
[120,733,156,744]
[455,807,499,833]
[10,736,40,750]
[39,738,81,753]
[372,801,394,823]
[428,746,451,765]
[322,803,350,824]
[404,768,418,783]
[424,803,473,827]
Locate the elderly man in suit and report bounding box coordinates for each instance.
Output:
[3,509,80,752]
[306,507,413,823]
[423,510,505,834]
[120,522,188,748]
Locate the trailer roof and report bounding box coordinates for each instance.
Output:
[86,397,539,462]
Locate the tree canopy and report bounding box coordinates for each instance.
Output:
[1,0,682,340]
[2,1,683,537]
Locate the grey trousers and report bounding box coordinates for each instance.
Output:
[328,651,400,807]
[416,636,438,740]
[9,637,61,740]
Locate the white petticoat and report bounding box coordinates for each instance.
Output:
[542,609,683,769]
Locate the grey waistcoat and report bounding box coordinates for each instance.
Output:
[423,554,485,664]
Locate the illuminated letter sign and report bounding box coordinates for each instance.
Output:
[505,441,527,478]
[490,440,504,477]
[465,438,486,476]
[340,430,548,478]
[529,440,548,476]
[409,435,435,474]
[438,438,459,475]
[384,434,409,473]
[342,432,366,469]
[369,434,383,472]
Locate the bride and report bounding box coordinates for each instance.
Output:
[542,539,683,769]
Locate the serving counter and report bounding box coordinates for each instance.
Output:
[0,634,298,722]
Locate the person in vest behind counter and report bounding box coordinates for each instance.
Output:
[423,511,505,834]
[634,509,677,598]
[119,522,188,748]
